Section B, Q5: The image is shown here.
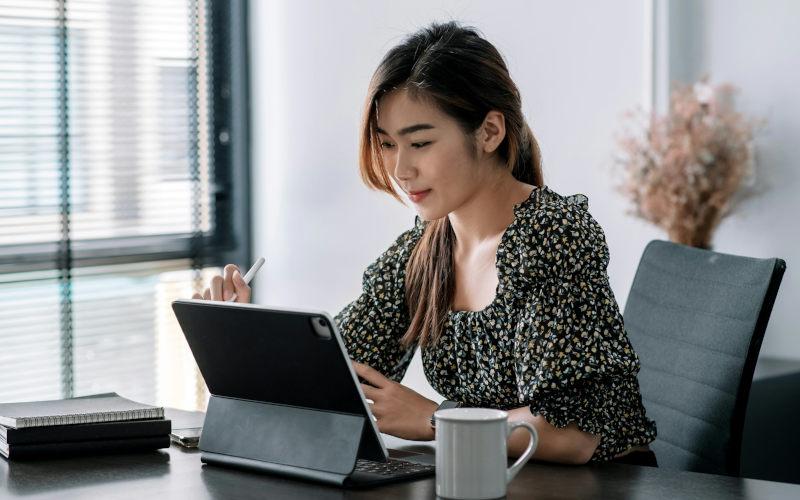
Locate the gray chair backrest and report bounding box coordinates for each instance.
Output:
[624,240,785,475]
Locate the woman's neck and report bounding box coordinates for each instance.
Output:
[447,173,534,252]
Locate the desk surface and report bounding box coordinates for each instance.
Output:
[2,410,799,500]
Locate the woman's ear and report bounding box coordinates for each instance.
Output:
[478,110,506,155]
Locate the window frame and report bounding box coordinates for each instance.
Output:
[0,0,251,276]
[0,0,251,400]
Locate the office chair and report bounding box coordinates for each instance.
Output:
[623,240,786,475]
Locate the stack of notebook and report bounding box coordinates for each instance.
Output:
[0,393,171,459]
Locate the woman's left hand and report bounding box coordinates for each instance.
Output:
[353,361,438,441]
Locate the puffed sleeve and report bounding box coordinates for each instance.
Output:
[333,219,425,382]
[509,195,655,461]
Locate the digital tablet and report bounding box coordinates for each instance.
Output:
[170,299,389,461]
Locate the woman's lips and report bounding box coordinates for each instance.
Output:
[407,189,431,203]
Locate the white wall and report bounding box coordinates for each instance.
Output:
[249,0,798,400]
[690,0,799,361]
[648,0,798,359]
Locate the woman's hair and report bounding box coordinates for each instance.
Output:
[358,21,544,347]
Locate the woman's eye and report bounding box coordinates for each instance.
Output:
[379,141,429,150]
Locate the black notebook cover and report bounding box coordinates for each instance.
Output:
[0,434,171,460]
[0,418,171,445]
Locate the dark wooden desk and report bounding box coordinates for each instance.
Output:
[2,409,799,500]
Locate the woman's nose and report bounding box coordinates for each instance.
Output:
[393,150,416,181]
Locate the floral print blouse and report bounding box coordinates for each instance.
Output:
[334,185,657,462]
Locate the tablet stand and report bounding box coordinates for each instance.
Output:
[199,395,368,485]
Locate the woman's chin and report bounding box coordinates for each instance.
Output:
[414,207,448,222]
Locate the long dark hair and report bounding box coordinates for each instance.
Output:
[358,21,544,347]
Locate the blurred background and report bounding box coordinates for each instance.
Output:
[0,0,249,409]
[0,0,796,415]
[250,0,798,402]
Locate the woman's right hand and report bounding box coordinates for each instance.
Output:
[192,264,251,303]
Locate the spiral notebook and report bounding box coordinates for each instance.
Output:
[0,394,164,430]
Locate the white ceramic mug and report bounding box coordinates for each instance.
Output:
[434,408,538,500]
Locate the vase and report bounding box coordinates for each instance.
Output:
[667,226,713,250]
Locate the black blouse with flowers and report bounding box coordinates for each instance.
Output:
[333,185,657,462]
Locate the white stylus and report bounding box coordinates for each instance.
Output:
[226,256,265,302]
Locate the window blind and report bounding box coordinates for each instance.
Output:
[0,0,248,409]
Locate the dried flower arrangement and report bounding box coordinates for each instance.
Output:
[614,79,760,249]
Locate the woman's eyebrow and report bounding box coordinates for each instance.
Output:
[376,123,435,136]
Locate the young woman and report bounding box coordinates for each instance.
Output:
[196,21,657,466]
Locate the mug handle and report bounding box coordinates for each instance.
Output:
[506,421,539,483]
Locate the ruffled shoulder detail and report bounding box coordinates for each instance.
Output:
[496,186,610,298]
[335,219,424,382]
[361,218,426,299]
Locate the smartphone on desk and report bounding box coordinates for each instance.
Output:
[170,427,202,448]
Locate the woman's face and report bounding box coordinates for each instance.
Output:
[376,89,487,221]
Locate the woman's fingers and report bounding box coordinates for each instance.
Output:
[361,384,384,419]
[210,275,223,301]
[222,264,239,301]
[361,383,379,401]
[191,263,251,302]
[352,361,388,388]
[232,269,251,303]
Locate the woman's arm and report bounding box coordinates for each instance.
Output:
[335,226,423,382]
[506,407,600,465]
[353,362,600,463]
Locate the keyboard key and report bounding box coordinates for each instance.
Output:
[354,458,434,476]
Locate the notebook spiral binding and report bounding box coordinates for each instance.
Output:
[19,408,164,428]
